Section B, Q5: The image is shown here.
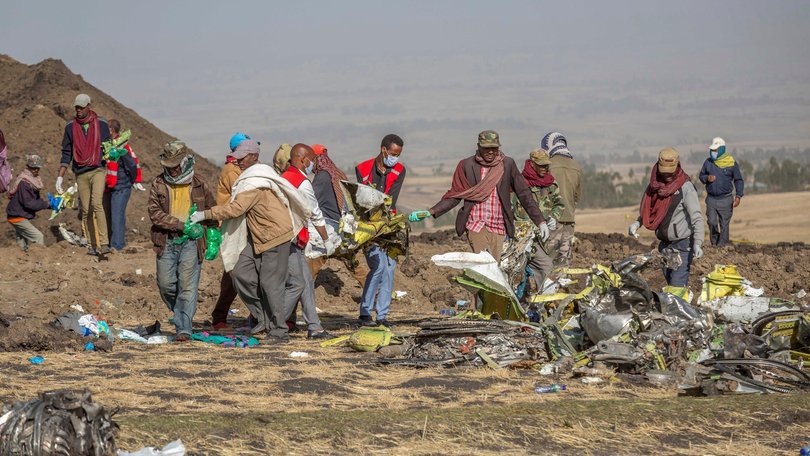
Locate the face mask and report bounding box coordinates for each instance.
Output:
[383,153,399,168]
[305,161,314,175]
[710,151,718,160]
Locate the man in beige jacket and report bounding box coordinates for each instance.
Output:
[542,132,582,266]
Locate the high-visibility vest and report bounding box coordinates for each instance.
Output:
[105,143,143,189]
[281,167,310,248]
[356,158,404,195]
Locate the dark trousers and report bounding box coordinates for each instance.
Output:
[658,237,693,287]
[706,195,733,247]
[109,186,132,250]
[210,270,239,325]
[232,242,291,338]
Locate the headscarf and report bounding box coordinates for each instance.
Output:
[315,152,348,211]
[71,111,102,167]
[442,151,505,202]
[541,132,572,158]
[521,159,555,188]
[0,129,11,193]
[163,155,195,185]
[639,164,690,231]
[711,146,736,169]
[8,168,44,198]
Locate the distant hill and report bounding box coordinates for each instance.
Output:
[0,54,220,246]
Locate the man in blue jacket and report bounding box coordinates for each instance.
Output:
[698,137,744,247]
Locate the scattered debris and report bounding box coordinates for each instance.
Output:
[28,356,44,364]
[289,351,309,358]
[117,439,185,456]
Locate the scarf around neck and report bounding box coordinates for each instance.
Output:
[521,159,555,188]
[639,164,690,231]
[315,153,348,211]
[72,111,101,167]
[442,152,505,202]
[712,153,736,169]
[163,155,195,185]
[8,168,43,198]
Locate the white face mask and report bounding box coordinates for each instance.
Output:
[383,152,399,168]
[710,151,718,160]
[305,160,314,175]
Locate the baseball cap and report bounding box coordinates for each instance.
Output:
[657,147,680,174]
[26,154,44,168]
[74,94,91,108]
[478,130,500,148]
[709,137,726,151]
[529,148,551,166]
[312,144,327,155]
[228,139,260,160]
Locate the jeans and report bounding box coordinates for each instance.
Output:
[109,186,132,250]
[360,245,396,320]
[706,195,733,247]
[156,239,201,336]
[10,219,44,251]
[658,237,693,287]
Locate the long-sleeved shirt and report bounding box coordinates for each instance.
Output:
[698,159,744,198]
[292,168,326,227]
[60,118,111,175]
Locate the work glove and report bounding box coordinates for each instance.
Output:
[324,238,337,256]
[628,221,641,239]
[55,176,64,194]
[189,211,207,224]
[693,244,704,259]
[133,183,146,192]
[538,222,550,242]
[47,193,62,211]
[547,217,557,231]
[408,210,431,223]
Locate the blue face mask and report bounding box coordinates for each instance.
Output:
[305,161,314,175]
[710,151,718,160]
[383,153,399,168]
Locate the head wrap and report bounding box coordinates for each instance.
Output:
[540,132,572,158]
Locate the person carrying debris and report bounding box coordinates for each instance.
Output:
[103,119,139,251]
[699,137,744,247]
[308,144,369,285]
[354,134,406,327]
[410,130,549,261]
[148,141,216,341]
[280,144,334,339]
[210,132,251,331]
[542,132,581,267]
[190,140,312,344]
[512,148,565,292]
[6,155,54,251]
[57,93,112,255]
[629,148,705,287]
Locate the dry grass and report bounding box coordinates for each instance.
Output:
[2,320,809,454]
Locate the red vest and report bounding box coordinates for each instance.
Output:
[356,158,404,214]
[105,143,143,189]
[281,167,310,248]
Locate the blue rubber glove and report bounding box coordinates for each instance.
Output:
[47,193,62,211]
[408,210,431,223]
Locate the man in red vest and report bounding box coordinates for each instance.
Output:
[354,134,406,327]
[280,144,334,339]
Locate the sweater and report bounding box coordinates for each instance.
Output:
[6,180,49,220]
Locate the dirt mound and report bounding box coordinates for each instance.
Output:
[0,54,221,247]
[0,316,83,352]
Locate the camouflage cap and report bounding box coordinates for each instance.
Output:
[529,148,551,166]
[160,140,189,167]
[477,130,500,148]
[657,147,680,174]
[273,143,293,174]
[26,154,44,168]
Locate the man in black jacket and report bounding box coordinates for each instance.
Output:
[6,155,53,251]
[410,130,549,260]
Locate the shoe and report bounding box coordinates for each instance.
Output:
[376,319,393,328]
[250,323,267,335]
[266,335,291,344]
[307,330,333,340]
[287,321,301,333]
[212,322,231,331]
[175,334,191,342]
[359,316,377,327]
[86,247,97,256]
[97,245,112,255]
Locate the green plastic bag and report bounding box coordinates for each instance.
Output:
[205,227,222,261]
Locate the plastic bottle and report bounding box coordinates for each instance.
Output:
[535,384,567,394]
[800,445,810,456]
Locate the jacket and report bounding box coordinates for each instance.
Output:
[6,180,49,220]
[548,155,582,223]
[430,156,546,238]
[205,188,294,255]
[148,174,216,261]
[639,181,705,246]
[698,159,744,199]
[512,182,565,222]
[216,163,242,206]
[107,151,137,191]
[60,118,111,175]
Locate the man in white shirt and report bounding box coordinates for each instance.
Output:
[280,144,333,339]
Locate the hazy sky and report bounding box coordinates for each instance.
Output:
[3,0,810,166]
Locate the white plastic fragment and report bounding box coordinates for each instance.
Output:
[117,439,186,456]
[289,351,309,358]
